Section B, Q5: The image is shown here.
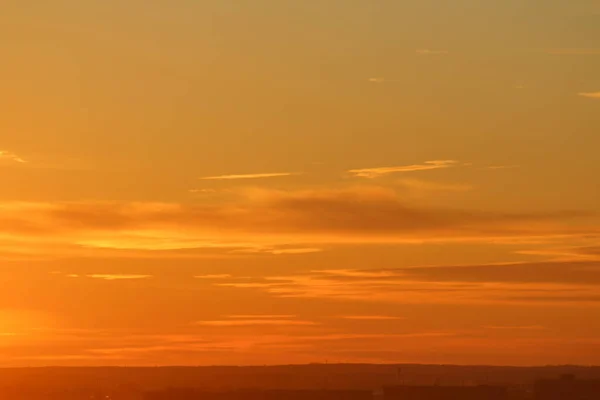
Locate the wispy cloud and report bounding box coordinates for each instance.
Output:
[216,261,600,306]
[194,274,234,279]
[484,325,547,330]
[195,320,317,327]
[189,189,218,194]
[367,78,402,84]
[199,172,297,181]
[349,160,459,178]
[228,315,296,319]
[579,92,600,99]
[67,274,152,280]
[340,315,406,321]
[516,244,600,261]
[195,315,317,327]
[238,247,324,255]
[268,248,323,255]
[416,49,449,55]
[89,274,152,280]
[0,150,26,164]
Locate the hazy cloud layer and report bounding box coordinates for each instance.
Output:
[0,186,593,255]
[215,260,600,305]
[3,327,525,366]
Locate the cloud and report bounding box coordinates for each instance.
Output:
[87,274,152,280]
[237,247,324,255]
[0,330,254,365]
[574,246,600,257]
[194,274,234,279]
[67,274,152,280]
[0,186,593,256]
[316,269,398,278]
[484,325,547,330]
[268,248,323,255]
[367,78,402,84]
[340,315,405,321]
[516,244,600,261]
[189,189,218,194]
[5,327,480,366]
[416,49,449,55]
[578,92,600,99]
[0,150,26,164]
[348,160,459,178]
[195,315,317,327]
[199,172,297,181]
[227,315,296,319]
[215,260,600,305]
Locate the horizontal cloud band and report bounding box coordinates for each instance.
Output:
[0,186,593,254]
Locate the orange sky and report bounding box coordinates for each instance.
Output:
[1,0,600,366]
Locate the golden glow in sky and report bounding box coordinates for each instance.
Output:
[0,0,600,367]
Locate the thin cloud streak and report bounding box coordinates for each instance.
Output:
[0,150,26,164]
[200,172,298,180]
[227,315,296,319]
[340,316,406,321]
[67,274,152,280]
[416,49,449,55]
[195,314,316,327]
[368,78,402,84]
[264,248,323,255]
[579,92,600,99]
[88,274,152,280]
[349,160,459,178]
[484,325,547,330]
[195,320,317,327]
[194,274,233,279]
[230,245,324,255]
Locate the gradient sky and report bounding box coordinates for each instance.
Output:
[1,0,600,366]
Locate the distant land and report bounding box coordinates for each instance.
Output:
[1,364,599,391]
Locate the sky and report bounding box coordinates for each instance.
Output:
[0,0,599,367]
